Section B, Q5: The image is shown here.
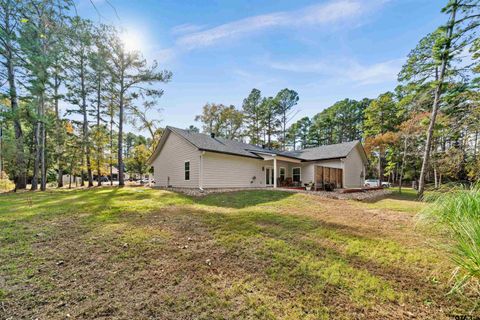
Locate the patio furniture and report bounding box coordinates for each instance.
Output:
[278,177,288,187]
[285,177,293,187]
[324,182,335,192]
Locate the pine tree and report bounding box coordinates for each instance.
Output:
[400,0,480,197]
[259,97,280,148]
[0,0,27,190]
[242,88,263,144]
[65,17,95,187]
[108,30,172,186]
[275,88,299,150]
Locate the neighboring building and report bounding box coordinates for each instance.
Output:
[109,166,130,181]
[148,126,368,189]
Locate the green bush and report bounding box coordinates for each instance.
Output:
[420,184,480,291]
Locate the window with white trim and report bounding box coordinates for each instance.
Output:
[184,161,190,180]
[279,167,286,180]
[292,167,301,182]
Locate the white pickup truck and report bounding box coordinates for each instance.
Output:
[364,179,391,188]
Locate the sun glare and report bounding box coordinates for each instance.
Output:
[120,28,144,52]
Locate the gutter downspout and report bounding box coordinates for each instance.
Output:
[199,151,204,191]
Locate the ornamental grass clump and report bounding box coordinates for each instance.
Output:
[420,184,480,291]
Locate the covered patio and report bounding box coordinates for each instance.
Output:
[260,154,303,188]
[259,153,344,191]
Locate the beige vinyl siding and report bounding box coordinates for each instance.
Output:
[343,145,366,188]
[202,152,264,188]
[315,159,343,169]
[275,161,294,179]
[152,131,200,188]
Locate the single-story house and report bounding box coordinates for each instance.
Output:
[148,126,368,190]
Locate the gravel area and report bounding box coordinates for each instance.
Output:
[154,186,392,201]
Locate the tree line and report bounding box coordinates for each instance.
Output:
[0,0,170,191]
[193,0,480,195]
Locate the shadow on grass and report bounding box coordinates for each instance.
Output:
[196,190,294,209]
[0,187,190,225]
[191,207,446,309]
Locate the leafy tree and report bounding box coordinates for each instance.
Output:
[400,0,480,197]
[396,112,429,192]
[125,144,150,178]
[195,103,224,134]
[308,98,369,147]
[195,103,244,140]
[364,92,405,184]
[219,105,243,140]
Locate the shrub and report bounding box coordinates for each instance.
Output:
[420,184,480,291]
[0,179,15,192]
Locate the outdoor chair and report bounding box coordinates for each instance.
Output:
[285,177,293,187]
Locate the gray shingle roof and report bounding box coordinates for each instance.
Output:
[292,141,360,160]
[166,126,360,161]
[168,126,262,158]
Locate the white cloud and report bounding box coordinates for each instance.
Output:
[177,12,285,49]
[175,0,381,50]
[347,59,403,85]
[269,58,404,85]
[171,23,206,35]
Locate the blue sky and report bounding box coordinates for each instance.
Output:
[78,0,445,132]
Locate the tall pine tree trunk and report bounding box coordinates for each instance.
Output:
[5,12,26,190]
[110,108,114,186]
[40,110,46,191]
[97,79,102,187]
[54,73,63,188]
[118,71,125,187]
[418,3,457,198]
[31,99,42,191]
[80,59,94,187]
[378,147,384,187]
[398,136,408,193]
[80,154,85,187]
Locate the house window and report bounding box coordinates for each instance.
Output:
[184,161,190,181]
[292,167,301,182]
[279,167,286,180]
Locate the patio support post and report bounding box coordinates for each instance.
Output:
[273,157,277,188]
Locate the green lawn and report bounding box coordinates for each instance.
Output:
[0,187,477,319]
